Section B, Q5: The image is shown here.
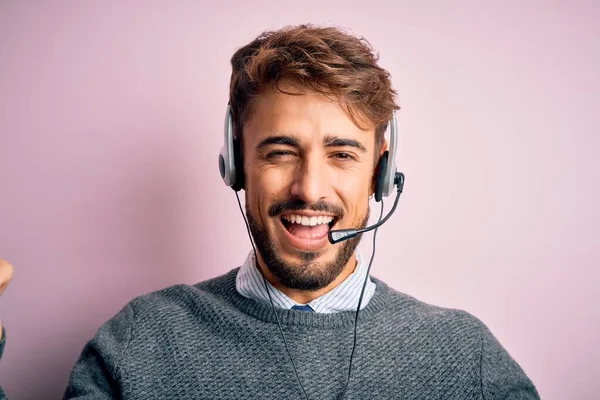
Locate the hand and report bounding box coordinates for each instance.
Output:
[0,259,14,340]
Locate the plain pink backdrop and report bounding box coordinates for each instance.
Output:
[1,1,598,399]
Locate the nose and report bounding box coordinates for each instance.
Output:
[290,154,329,204]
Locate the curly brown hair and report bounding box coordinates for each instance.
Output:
[228,24,399,152]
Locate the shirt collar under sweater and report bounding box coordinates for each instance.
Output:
[235,250,376,313]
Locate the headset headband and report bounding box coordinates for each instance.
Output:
[219,106,399,198]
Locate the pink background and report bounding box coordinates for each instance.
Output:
[1,1,598,398]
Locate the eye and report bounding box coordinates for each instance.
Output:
[333,152,356,161]
[266,150,295,159]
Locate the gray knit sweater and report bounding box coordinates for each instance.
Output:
[64,268,539,399]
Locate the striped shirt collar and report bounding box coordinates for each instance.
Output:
[235,251,376,313]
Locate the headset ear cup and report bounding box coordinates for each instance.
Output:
[232,139,245,191]
[374,151,389,202]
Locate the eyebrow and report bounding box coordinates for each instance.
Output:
[324,135,367,152]
[255,134,367,153]
[256,135,300,150]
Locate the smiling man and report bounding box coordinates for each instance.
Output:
[242,87,376,305]
[64,25,539,399]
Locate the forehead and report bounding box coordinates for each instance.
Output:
[243,88,374,146]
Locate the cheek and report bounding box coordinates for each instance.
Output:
[247,168,291,214]
[336,170,372,197]
[255,169,291,199]
[334,170,372,217]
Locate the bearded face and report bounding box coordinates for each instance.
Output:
[242,87,380,292]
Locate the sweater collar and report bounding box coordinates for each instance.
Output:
[214,267,393,329]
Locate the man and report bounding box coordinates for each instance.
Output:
[0,259,15,400]
[64,25,539,399]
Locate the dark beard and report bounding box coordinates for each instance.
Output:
[245,198,369,291]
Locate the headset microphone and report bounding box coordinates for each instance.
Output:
[329,172,405,244]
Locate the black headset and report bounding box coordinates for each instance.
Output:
[218,104,405,400]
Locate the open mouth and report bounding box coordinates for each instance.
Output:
[280,214,338,240]
[280,214,338,231]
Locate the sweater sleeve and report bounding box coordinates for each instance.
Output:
[0,325,5,359]
[479,323,540,399]
[63,303,135,400]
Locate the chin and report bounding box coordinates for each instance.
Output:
[245,201,363,291]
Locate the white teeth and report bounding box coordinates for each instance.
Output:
[281,214,335,226]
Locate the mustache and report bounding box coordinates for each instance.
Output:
[268,199,345,219]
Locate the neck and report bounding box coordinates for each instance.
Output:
[255,253,358,304]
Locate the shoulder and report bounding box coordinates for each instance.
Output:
[372,277,488,345]
[86,268,242,353]
[125,268,240,322]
